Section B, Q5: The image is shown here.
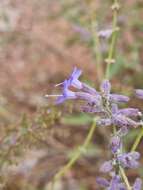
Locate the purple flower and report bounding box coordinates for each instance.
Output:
[97,29,113,38]
[56,67,82,89]
[82,83,98,95]
[112,114,138,128]
[52,69,138,129]
[75,91,101,106]
[56,80,76,104]
[100,79,111,96]
[96,175,126,190]
[111,104,139,128]
[100,160,113,173]
[117,151,140,169]
[110,136,121,154]
[117,108,139,117]
[96,177,109,188]
[109,175,126,190]
[133,178,142,190]
[135,89,143,99]
[68,67,82,89]
[110,94,130,103]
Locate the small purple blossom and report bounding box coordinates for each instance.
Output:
[96,177,110,188]
[117,151,140,169]
[110,94,130,103]
[56,67,82,89]
[135,89,143,99]
[75,91,101,106]
[112,114,138,128]
[110,136,121,154]
[133,178,142,190]
[97,28,113,38]
[96,175,126,190]
[82,83,98,95]
[67,67,82,89]
[111,105,139,128]
[100,79,111,96]
[100,160,113,173]
[117,108,139,117]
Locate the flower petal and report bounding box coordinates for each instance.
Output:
[100,160,113,173]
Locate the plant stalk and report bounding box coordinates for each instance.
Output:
[52,120,96,188]
[105,0,119,79]
[131,125,143,152]
[119,166,132,190]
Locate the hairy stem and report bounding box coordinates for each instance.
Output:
[105,0,119,79]
[131,125,143,152]
[119,166,132,190]
[52,120,96,188]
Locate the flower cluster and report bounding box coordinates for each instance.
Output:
[54,67,140,129]
[97,175,142,190]
[100,135,140,172]
[48,68,143,190]
[96,175,126,190]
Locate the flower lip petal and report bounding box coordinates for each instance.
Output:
[68,67,82,89]
[71,67,82,78]
[55,67,82,89]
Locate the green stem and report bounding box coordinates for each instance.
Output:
[119,166,132,190]
[105,0,119,79]
[131,125,143,152]
[91,20,103,83]
[52,120,96,187]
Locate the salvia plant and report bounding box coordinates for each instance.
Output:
[46,0,143,190]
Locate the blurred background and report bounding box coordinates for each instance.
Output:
[0,0,143,189]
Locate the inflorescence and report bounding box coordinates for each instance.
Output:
[47,67,143,190]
